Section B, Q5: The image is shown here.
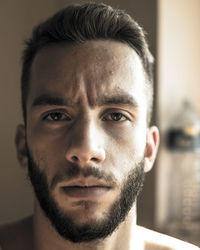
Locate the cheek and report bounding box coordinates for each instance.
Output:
[27,121,65,152]
[26,127,66,176]
[106,123,146,155]
[104,126,146,181]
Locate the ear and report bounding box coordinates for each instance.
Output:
[15,124,28,169]
[144,126,160,173]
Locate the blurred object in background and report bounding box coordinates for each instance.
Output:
[157,0,200,247]
[165,100,200,246]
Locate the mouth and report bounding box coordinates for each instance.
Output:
[59,178,112,199]
[61,186,111,198]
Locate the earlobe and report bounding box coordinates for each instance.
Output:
[15,124,28,169]
[144,126,160,173]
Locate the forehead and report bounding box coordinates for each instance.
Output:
[28,40,146,108]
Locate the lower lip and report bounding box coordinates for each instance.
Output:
[61,186,111,199]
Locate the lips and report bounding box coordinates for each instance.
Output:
[61,186,110,198]
[59,178,112,199]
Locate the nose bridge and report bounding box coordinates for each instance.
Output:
[65,114,105,165]
[76,116,98,149]
[85,118,97,147]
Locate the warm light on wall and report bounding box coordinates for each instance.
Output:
[157,0,200,246]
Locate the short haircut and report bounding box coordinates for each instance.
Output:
[21,2,154,125]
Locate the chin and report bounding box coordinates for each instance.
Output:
[56,199,111,224]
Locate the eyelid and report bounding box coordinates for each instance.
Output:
[101,108,132,121]
[41,109,72,121]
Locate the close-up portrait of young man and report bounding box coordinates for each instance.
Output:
[0,2,199,250]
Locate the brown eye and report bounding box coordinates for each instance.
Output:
[43,112,71,121]
[111,113,123,121]
[103,112,127,122]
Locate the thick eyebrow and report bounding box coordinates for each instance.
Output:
[31,95,72,108]
[97,94,138,109]
[31,93,138,109]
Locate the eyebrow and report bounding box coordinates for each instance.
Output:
[32,95,73,107]
[97,94,138,108]
[31,92,138,109]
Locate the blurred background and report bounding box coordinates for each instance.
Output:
[0,0,200,246]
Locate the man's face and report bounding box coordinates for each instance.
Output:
[17,40,158,242]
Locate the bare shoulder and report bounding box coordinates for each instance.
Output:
[136,225,199,250]
[0,216,33,250]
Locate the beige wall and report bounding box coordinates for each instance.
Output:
[0,0,157,227]
[157,0,200,229]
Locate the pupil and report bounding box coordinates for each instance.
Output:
[112,113,122,121]
[52,113,61,120]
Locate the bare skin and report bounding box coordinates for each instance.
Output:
[0,40,198,250]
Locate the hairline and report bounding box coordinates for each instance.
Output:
[21,3,154,126]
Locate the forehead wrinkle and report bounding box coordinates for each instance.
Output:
[30,40,145,111]
[68,72,84,103]
[81,59,129,108]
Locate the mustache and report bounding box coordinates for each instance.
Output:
[26,146,116,191]
[50,163,117,191]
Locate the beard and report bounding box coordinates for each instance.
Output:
[27,149,145,243]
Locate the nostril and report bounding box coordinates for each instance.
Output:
[72,156,78,162]
[66,148,106,164]
[70,155,102,163]
[91,157,99,162]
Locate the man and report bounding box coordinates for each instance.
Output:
[0,3,199,250]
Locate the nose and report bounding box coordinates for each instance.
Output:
[65,119,106,166]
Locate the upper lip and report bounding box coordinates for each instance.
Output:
[58,177,112,188]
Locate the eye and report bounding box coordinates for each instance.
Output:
[42,111,71,122]
[103,112,128,122]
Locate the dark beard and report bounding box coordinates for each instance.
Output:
[27,149,145,243]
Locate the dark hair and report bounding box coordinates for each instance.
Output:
[21,2,154,124]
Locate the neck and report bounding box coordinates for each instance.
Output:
[33,201,140,250]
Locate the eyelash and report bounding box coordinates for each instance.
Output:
[42,111,71,122]
[102,112,129,122]
[41,110,130,123]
